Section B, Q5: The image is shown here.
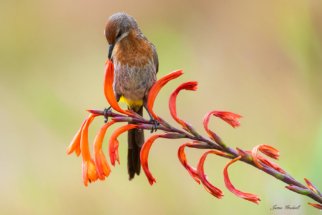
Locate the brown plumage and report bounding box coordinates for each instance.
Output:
[105,12,158,180]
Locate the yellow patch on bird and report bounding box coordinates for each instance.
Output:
[120,96,143,110]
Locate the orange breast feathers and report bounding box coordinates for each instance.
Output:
[113,30,153,67]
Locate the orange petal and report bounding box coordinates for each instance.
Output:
[140,134,163,185]
[104,60,132,115]
[66,119,86,156]
[108,124,138,165]
[147,70,183,120]
[94,121,116,180]
[257,155,285,173]
[80,114,98,161]
[197,150,224,198]
[251,144,279,170]
[169,81,198,129]
[223,156,260,204]
[177,143,200,184]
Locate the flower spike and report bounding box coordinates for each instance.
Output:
[109,124,139,165]
[147,70,183,120]
[169,81,198,129]
[93,120,116,180]
[178,143,200,184]
[104,60,132,115]
[223,156,260,204]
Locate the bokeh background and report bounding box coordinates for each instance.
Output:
[1,0,321,214]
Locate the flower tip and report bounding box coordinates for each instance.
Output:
[308,202,322,210]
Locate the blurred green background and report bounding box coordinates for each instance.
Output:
[1,0,321,214]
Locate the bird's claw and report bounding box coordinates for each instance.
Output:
[149,119,159,133]
[103,107,112,123]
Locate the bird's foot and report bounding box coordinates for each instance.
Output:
[103,106,112,123]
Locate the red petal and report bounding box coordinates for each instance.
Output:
[209,111,242,128]
[66,119,86,156]
[197,150,224,198]
[257,155,285,173]
[147,70,183,120]
[308,203,322,210]
[140,134,163,185]
[94,121,116,180]
[203,112,222,144]
[169,81,198,129]
[223,156,260,204]
[252,144,279,170]
[104,60,132,115]
[177,143,200,184]
[108,124,138,165]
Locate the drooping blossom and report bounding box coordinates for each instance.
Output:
[146,70,183,120]
[177,143,200,184]
[108,124,139,165]
[169,81,198,129]
[93,120,116,180]
[197,150,228,198]
[140,133,184,185]
[223,156,260,204]
[80,113,99,186]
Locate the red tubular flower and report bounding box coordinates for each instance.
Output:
[257,155,285,173]
[177,143,200,184]
[104,60,132,116]
[169,81,198,129]
[108,124,138,165]
[308,203,322,210]
[80,113,99,186]
[93,120,116,180]
[223,156,260,204]
[205,111,241,129]
[251,144,279,170]
[66,119,86,156]
[147,70,183,120]
[197,150,227,198]
[140,134,162,185]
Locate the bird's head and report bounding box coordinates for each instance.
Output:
[105,12,139,59]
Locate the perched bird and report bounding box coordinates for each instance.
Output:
[105,12,159,180]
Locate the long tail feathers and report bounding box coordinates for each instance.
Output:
[128,106,144,180]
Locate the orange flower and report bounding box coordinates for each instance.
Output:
[251,144,279,170]
[308,203,322,210]
[177,143,200,184]
[66,119,86,156]
[104,60,132,116]
[197,150,226,198]
[146,70,183,120]
[223,156,260,204]
[169,81,198,129]
[93,120,116,180]
[108,124,138,165]
[80,113,99,186]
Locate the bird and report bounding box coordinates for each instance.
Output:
[104,12,159,180]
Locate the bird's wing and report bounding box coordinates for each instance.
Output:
[151,43,159,74]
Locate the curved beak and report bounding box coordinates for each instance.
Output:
[108,44,115,59]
